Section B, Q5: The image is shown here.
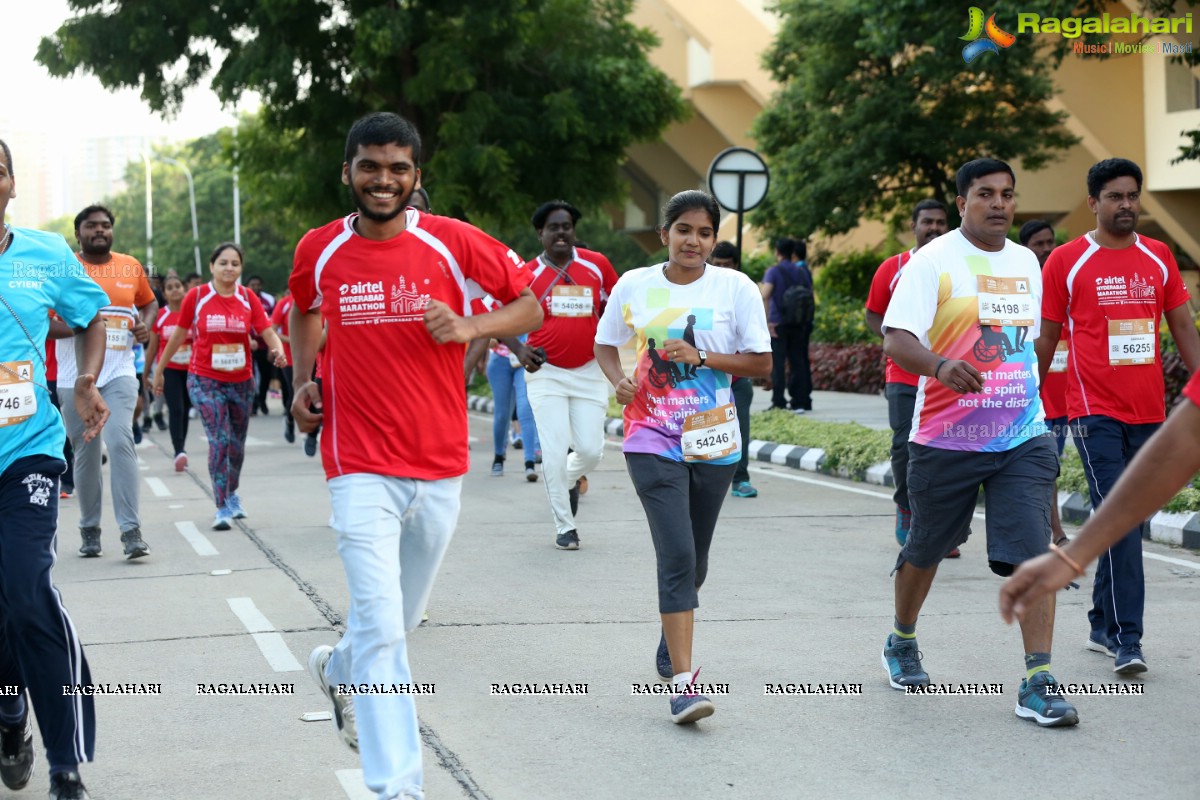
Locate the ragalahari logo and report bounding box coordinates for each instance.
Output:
[961,7,1017,63]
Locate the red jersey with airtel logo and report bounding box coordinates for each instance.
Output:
[525,248,618,369]
[153,306,195,372]
[271,295,294,366]
[1042,233,1191,424]
[865,250,920,387]
[177,283,270,383]
[289,209,530,481]
[1184,369,1200,408]
[1040,327,1069,419]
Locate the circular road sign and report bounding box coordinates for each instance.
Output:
[707,147,769,213]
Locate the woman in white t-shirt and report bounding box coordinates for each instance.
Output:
[594,190,771,725]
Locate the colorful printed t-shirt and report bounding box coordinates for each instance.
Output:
[290,209,531,481]
[865,250,920,387]
[1042,233,1190,425]
[595,263,771,464]
[883,229,1047,452]
[0,229,108,473]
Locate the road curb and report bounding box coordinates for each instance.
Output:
[469,394,1200,549]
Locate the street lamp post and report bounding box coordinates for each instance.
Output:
[155,155,201,274]
[139,148,153,267]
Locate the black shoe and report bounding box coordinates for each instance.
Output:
[555,530,580,550]
[0,700,34,790]
[569,481,580,516]
[259,400,270,415]
[132,422,142,444]
[284,417,295,444]
[141,415,152,431]
[120,527,150,559]
[79,527,101,557]
[48,770,90,800]
[153,412,167,431]
[304,434,318,457]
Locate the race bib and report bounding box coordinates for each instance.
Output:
[170,345,192,366]
[680,404,739,462]
[1108,319,1155,366]
[211,343,246,372]
[103,314,133,351]
[0,361,37,427]
[1050,341,1068,373]
[549,285,593,318]
[976,276,1034,327]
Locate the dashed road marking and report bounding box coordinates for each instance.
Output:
[175,520,219,556]
[145,477,171,497]
[226,597,303,672]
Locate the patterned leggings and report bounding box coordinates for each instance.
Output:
[187,374,254,508]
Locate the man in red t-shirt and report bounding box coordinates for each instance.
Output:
[1037,158,1200,675]
[1002,368,1200,623]
[289,112,541,800]
[504,200,619,551]
[865,199,948,548]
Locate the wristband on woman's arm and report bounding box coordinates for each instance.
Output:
[933,358,948,380]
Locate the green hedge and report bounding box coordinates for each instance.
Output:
[1058,444,1200,513]
[749,409,892,477]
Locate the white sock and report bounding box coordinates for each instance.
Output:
[672,671,693,693]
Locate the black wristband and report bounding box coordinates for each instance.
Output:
[933,358,948,380]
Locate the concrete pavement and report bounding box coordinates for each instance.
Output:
[28,400,1200,799]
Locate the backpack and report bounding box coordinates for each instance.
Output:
[779,267,814,327]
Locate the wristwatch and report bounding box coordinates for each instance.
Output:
[697,350,707,368]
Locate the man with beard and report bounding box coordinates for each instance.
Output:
[54,205,156,560]
[1037,158,1200,676]
[290,112,541,800]
[865,199,949,549]
[504,200,618,550]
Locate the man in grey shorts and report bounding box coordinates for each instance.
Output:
[879,158,1079,727]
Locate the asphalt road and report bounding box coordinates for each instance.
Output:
[27,400,1200,799]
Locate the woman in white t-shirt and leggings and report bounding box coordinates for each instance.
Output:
[595,191,771,724]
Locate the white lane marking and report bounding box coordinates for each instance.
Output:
[335,770,375,800]
[145,477,171,497]
[1144,552,1200,570]
[169,504,184,509]
[175,521,219,556]
[244,436,271,447]
[210,569,232,576]
[139,466,150,471]
[226,597,303,672]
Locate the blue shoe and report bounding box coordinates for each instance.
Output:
[1085,633,1115,658]
[1113,643,1147,675]
[669,669,714,724]
[895,506,911,547]
[1015,672,1079,727]
[656,631,672,682]
[491,458,504,477]
[212,507,233,531]
[731,481,758,498]
[882,634,928,689]
[226,494,247,519]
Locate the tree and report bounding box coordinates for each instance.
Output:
[750,0,1084,238]
[38,0,684,233]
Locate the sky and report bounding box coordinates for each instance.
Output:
[7,0,253,141]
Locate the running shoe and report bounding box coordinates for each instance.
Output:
[284,417,295,443]
[212,507,233,531]
[142,414,153,431]
[555,530,580,550]
[511,432,523,450]
[731,481,758,498]
[132,422,142,445]
[0,699,34,790]
[669,669,714,724]
[119,527,150,559]
[895,506,911,546]
[881,634,929,689]
[656,630,672,682]
[78,527,102,558]
[791,408,807,415]
[1085,633,1115,658]
[1015,672,1079,727]
[1113,643,1148,675]
[48,771,90,800]
[226,494,248,520]
[304,433,318,457]
[534,450,542,465]
[188,408,198,419]
[569,481,580,516]
[174,452,188,473]
[153,412,167,431]
[307,645,358,751]
[524,462,538,482]
[60,487,73,499]
[491,458,504,477]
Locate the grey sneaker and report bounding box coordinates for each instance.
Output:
[1113,643,1147,675]
[881,634,929,689]
[1085,633,1115,658]
[78,527,102,558]
[119,527,149,559]
[1015,671,1079,727]
[307,645,357,751]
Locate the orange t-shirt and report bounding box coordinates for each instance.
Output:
[79,252,155,310]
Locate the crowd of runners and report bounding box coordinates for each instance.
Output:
[0,112,1196,800]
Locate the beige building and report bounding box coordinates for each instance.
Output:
[620,0,1200,278]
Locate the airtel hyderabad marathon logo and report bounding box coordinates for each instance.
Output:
[960,8,1194,62]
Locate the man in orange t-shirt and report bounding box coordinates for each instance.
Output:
[54,205,158,560]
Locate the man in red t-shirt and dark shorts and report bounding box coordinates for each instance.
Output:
[1038,158,1200,675]
[865,199,948,548]
[289,112,541,800]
